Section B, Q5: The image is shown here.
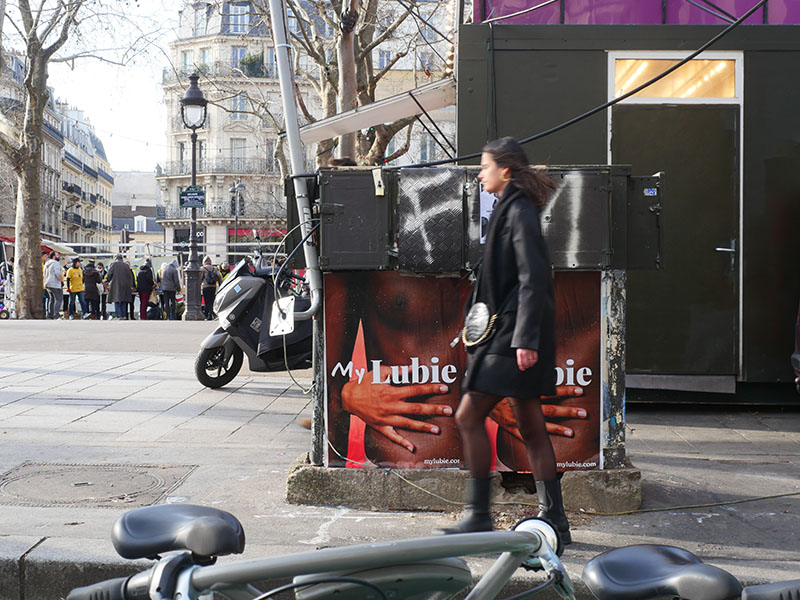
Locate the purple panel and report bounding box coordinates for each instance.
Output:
[667,0,765,24]
[566,0,663,24]
[474,0,559,24]
[473,0,800,26]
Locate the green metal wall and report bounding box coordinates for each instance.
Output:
[457,24,800,383]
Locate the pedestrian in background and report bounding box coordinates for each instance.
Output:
[447,137,569,542]
[66,258,88,319]
[83,260,102,319]
[61,262,70,317]
[218,261,230,281]
[41,252,48,313]
[43,252,63,320]
[201,256,222,320]
[96,262,109,319]
[136,259,155,320]
[127,261,137,320]
[106,254,134,320]
[160,258,181,320]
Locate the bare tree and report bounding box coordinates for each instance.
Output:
[0,1,161,318]
[245,0,451,167]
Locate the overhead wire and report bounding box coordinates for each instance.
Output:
[686,0,735,23]
[396,0,769,169]
[482,0,559,24]
[408,90,456,155]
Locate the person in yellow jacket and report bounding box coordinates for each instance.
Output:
[66,257,88,319]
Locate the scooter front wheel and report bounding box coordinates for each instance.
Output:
[195,345,243,388]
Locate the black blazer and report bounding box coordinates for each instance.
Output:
[465,183,556,399]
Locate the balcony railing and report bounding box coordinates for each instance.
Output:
[159,203,274,221]
[62,211,82,226]
[162,61,277,85]
[89,193,98,204]
[160,206,206,220]
[62,182,81,197]
[158,157,279,177]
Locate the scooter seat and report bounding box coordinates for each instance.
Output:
[582,545,742,600]
[112,504,245,560]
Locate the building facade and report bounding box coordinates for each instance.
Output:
[157,1,308,264]
[111,171,165,260]
[0,51,64,243]
[58,103,113,254]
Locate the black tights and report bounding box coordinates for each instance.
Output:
[455,391,557,481]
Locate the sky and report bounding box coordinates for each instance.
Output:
[47,0,183,174]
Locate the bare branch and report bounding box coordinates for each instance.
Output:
[358,2,414,60]
[41,1,81,61]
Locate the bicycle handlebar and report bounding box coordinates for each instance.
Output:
[67,570,151,600]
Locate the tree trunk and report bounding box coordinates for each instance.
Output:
[336,0,358,159]
[14,56,48,319]
[14,155,44,319]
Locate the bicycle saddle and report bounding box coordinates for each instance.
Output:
[582,544,742,600]
[112,504,245,560]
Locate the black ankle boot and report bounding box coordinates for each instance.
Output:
[535,479,571,544]
[443,477,493,534]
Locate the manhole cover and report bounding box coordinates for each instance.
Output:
[0,462,196,508]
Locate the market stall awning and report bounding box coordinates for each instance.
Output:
[298,77,456,145]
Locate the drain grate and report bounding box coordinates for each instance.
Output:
[0,462,197,508]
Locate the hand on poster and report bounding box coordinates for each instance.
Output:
[489,387,587,439]
[341,365,453,453]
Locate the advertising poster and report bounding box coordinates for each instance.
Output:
[324,270,601,472]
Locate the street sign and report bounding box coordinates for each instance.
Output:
[180,186,206,208]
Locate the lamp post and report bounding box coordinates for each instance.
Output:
[228,181,245,263]
[180,73,208,321]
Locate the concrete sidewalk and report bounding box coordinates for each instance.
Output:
[1,322,799,599]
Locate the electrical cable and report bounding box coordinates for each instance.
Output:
[408,90,456,154]
[269,219,319,394]
[412,114,453,159]
[482,0,559,24]
[253,576,388,600]
[697,0,737,21]
[501,572,558,600]
[326,436,800,516]
[488,22,497,141]
[686,0,735,23]
[392,0,453,44]
[393,0,768,170]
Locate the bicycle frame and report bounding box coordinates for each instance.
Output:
[172,530,573,600]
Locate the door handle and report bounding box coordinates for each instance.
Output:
[714,240,736,271]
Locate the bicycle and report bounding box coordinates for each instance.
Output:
[66,503,575,600]
[67,503,800,600]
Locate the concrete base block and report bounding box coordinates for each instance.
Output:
[561,465,642,513]
[286,454,642,513]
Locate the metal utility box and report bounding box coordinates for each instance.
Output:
[287,166,662,275]
[317,169,390,271]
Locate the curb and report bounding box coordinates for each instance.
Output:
[285,453,642,513]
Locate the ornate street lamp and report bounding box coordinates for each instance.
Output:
[228,181,245,263]
[180,73,208,321]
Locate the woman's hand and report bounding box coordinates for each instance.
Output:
[516,348,538,371]
[341,365,453,453]
[490,387,587,438]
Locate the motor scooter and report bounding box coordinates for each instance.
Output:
[194,255,312,388]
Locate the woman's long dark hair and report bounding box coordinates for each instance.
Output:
[483,137,554,207]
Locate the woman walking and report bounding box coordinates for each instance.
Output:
[446,137,570,543]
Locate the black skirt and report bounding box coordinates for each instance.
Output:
[463,351,555,400]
